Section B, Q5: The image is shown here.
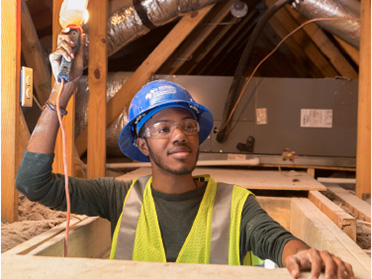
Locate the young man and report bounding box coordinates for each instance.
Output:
[16,31,353,279]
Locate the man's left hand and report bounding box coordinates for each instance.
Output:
[285,248,354,279]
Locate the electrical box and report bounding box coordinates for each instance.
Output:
[20,66,33,107]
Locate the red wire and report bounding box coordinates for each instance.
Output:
[55,79,71,257]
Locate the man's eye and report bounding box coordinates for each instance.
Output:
[154,125,170,134]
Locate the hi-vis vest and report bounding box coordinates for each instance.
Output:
[110,175,263,265]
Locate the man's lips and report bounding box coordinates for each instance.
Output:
[167,146,192,156]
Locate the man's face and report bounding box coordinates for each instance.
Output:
[136,107,200,176]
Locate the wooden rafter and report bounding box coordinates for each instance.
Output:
[264,0,338,78]
[333,35,360,66]
[75,6,214,156]
[285,6,358,79]
[87,0,108,178]
[21,0,51,105]
[161,0,235,75]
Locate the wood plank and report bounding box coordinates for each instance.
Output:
[87,0,107,178]
[1,254,320,279]
[333,35,359,66]
[285,6,358,79]
[1,0,21,223]
[21,0,51,104]
[356,0,371,200]
[264,0,339,78]
[52,0,77,177]
[308,191,356,241]
[256,197,291,230]
[75,6,214,156]
[290,198,370,279]
[3,215,87,256]
[327,186,371,222]
[117,168,327,191]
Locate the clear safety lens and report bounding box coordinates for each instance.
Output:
[143,119,200,138]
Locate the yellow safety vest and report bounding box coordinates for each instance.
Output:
[110,175,263,265]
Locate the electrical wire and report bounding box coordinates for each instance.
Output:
[216,17,360,133]
[55,79,71,257]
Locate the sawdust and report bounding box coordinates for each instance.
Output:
[1,196,66,253]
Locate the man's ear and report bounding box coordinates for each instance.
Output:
[136,137,149,156]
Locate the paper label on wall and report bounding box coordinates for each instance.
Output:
[300,109,333,128]
[256,108,267,125]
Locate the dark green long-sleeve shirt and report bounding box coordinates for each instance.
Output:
[15,151,298,266]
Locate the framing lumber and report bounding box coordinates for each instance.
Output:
[87,0,107,178]
[1,0,21,223]
[285,7,358,79]
[256,197,291,230]
[21,0,51,105]
[2,255,321,279]
[327,186,371,223]
[333,35,359,66]
[75,5,214,156]
[290,198,370,279]
[308,191,356,241]
[19,110,31,165]
[196,11,257,75]
[184,17,238,75]
[264,0,338,78]
[355,0,371,200]
[118,167,327,191]
[164,0,235,74]
[52,0,77,177]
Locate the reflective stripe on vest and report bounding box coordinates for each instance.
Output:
[110,175,252,264]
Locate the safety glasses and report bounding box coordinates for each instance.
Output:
[142,119,200,139]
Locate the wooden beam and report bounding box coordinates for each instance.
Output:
[1,0,21,223]
[290,198,371,279]
[87,0,107,178]
[21,0,51,105]
[19,110,31,165]
[285,7,358,79]
[75,6,214,156]
[52,0,77,177]
[184,17,238,75]
[327,186,371,223]
[195,11,257,75]
[355,0,371,200]
[264,0,339,78]
[333,35,359,66]
[166,0,235,74]
[308,191,356,241]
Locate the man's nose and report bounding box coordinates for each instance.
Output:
[172,127,187,144]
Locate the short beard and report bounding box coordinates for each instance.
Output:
[145,138,199,176]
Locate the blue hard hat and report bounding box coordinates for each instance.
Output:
[119,80,214,162]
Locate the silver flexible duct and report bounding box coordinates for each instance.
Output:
[292,0,360,48]
[107,0,218,56]
[75,72,131,156]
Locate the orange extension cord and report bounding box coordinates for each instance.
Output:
[217,17,360,133]
[55,79,71,257]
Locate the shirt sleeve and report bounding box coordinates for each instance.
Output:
[15,151,132,224]
[240,194,299,267]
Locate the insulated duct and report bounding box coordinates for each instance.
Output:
[291,0,360,48]
[106,0,218,56]
[75,72,131,156]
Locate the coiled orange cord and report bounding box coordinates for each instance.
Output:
[55,79,71,257]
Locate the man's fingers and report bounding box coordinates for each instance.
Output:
[308,249,323,279]
[319,251,336,279]
[333,256,354,279]
[285,256,301,278]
